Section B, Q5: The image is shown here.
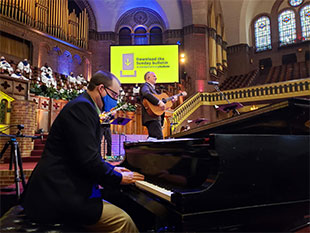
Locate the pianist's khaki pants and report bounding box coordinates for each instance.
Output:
[84,200,139,233]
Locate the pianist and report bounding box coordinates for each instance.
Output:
[21,70,144,232]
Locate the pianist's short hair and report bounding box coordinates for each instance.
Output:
[88,70,120,90]
[144,71,152,81]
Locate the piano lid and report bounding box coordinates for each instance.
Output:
[123,134,309,213]
[172,98,310,138]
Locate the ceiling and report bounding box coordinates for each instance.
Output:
[85,0,308,46]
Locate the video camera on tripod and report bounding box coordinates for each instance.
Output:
[0,124,43,199]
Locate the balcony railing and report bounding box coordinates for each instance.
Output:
[171,78,310,131]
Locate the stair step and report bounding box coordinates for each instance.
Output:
[34,139,47,144]
[34,144,45,150]
[35,133,48,138]
[22,156,41,163]
[31,150,43,157]
[29,133,47,160]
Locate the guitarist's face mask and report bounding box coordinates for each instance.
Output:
[98,86,118,112]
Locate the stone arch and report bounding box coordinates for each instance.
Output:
[118,25,133,33]
[73,54,82,65]
[149,24,164,31]
[52,46,62,56]
[115,7,167,33]
[133,25,148,33]
[58,50,73,75]
[63,50,72,61]
[71,54,83,76]
[179,0,193,26]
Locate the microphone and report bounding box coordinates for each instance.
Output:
[208,81,219,85]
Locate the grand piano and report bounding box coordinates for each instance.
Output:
[104,98,310,232]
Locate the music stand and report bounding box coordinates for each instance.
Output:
[213,85,242,116]
[111,117,131,126]
[193,118,208,125]
[218,102,243,113]
[111,117,131,161]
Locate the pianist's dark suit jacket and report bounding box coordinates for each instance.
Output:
[21,92,122,225]
[140,82,162,125]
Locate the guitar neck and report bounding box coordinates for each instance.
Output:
[165,93,183,102]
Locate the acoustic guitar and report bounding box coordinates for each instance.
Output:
[143,91,187,117]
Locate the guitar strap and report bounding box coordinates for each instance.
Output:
[146,82,158,94]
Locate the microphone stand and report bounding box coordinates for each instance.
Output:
[213,85,240,116]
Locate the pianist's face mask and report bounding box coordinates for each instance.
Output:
[98,86,117,112]
[102,94,117,112]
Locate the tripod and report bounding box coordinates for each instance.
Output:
[0,125,41,199]
[0,136,26,199]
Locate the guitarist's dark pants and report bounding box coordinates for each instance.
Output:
[100,124,112,156]
[145,120,163,139]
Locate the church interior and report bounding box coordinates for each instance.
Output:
[0,0,309,232]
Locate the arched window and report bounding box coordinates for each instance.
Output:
[254,16,272,51]
[289,0,303,7]
[300,4,310,41]
[278,10,296,46]
[119,27,132,45]
[150,27,163,45]
[134,27,148,45]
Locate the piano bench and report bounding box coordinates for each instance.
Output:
[0,205,84,233]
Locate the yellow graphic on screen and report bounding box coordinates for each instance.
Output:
[120,53,136,77]
[111,45,179,84]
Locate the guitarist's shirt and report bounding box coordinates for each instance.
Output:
[140,82,162,125]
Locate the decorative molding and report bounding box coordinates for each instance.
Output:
[222,41,228,50]
[227,43,251,54]
[183,24,207,35]
[164,29,183,39]
[89,30,116,41]
[115,7,166,33]
[216,35,223,45]
[208,27,217,39]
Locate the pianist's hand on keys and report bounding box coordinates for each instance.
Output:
[114,166,145,184]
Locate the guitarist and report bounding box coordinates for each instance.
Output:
[140,71,175,139]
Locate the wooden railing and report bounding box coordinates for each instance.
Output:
[0,75,29,100]
[171,78,310,131]
[28,95,146,135]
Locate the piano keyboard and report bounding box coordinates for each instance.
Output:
[135,180,173,202]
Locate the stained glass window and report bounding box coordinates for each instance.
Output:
[278,10,296,46]
[300,4,310,41]
[254,16,272,52]
[289,0,303,7]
